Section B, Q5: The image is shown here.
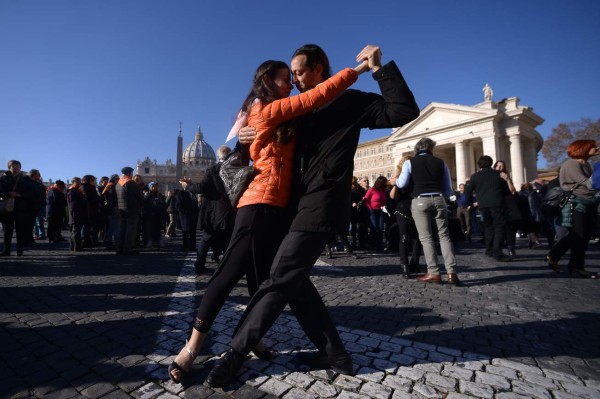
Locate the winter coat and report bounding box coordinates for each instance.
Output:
[238,68,358,209]
[66,187,87,226]
[175,189,198,231]
[0,172,36,216]
[116,178,143,215]
[46,187,67,218]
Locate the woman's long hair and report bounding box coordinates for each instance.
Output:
[241,60,296,144]
[395,155,412,176]
[567,139,597,160]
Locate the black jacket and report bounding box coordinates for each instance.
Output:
[0,172,36,216]
[466,167,511,208]
[116,179,143,215]
[187,163,235,233]
[46,187,67,218]
[290,61,419,233]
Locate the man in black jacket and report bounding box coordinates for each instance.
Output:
[207,44,419,387]
[466,155,511,261]
[115,167,143,255]
[180,145,235,274]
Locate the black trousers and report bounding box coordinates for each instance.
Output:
[194,204,289,330]
[230,231,346,358]
[549,208,595,269]
[47,214,64,241]
[2,212,30,254]
[480,207,507,258]
[396,212,422,267]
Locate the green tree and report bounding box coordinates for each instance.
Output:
[542,117,600,168]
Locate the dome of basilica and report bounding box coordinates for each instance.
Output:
[182,127,216,166]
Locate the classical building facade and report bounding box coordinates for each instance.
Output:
[136,126,216,193]
[354,87,544,190]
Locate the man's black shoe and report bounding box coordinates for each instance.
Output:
[296,351,353,375]
[206,350,245,388]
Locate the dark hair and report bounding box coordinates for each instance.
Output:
[55,180,65,187]
[567,139,597,160]
[492,159,506,171]
[7,160,21,169]
[478,155,494,169]
[241,60,296,144]
[373,176,388,190]
[292,44,332,80]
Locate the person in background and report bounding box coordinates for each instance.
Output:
[518,183,542,248]
[165,189,179,238]
[0,160,32,256]
[143,181,167,248]
[101,174,120,250]
[455,183,472,242]
[389,156,422,277]
[46,180,67,243]
[349,177,364,249]
[363,175,388,250]
[493,160,521,259]
[116,167,144,255]
[81,175,100,248]
[29,169,47,241]
[396,138,460,284]
[96,176,110,243]
[66,177,86,252]
[546,139,599,278]
[175,184,198,251]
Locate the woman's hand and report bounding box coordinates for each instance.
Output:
[353,60,370,75]
[239,126,257,145]
[356,45,382,73]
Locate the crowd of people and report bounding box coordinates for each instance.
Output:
[2,42,598,389]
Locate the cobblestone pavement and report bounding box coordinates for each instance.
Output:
[1,233,599,399]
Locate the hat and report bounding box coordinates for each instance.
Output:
[148,181,158,189]
[121,166,134,175]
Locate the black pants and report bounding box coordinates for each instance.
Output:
[2,212,30,254]
[194,205,289,330]
[69,223,83,251]
[230,231,346,358]
[396,212,422,267]
[47,214,63,241]
[549,208,595,269]
[480,207,507,258]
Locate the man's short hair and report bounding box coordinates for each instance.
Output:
[7,160,21,169]
[478,155,494,169]
[414,137,436,153]
[121,166,134,175]
[292,44,332,80]
[217,145,232,161]
[55,180,65,187]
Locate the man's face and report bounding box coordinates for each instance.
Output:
[291,55,323,93]
[360,178,369,189]
[8,163,21,174]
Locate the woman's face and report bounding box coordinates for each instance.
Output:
[272,68,293,99]
[589,144,599,157]
[494,162,505,171]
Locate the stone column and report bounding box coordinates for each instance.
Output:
[482,135,499,163]
[455,141,467,186]
[509,134,524,189]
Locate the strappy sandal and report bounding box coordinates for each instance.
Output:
[168,340,197,383]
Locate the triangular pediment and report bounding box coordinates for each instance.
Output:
[390,101,498,141]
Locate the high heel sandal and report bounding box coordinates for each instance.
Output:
[545,256,560,273]
[168,340,197,383]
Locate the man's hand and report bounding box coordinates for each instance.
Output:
[353,60,370,75]
[239,126,257,145]
[356,45,382,73]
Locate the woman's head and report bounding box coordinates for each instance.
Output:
[566,139,598,160]
[395,155,412,176]
[493,160,507,172]
[373,176,388,190]
[242,60,292,113]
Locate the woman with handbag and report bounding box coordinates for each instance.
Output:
[168,55,369,383]
[546,140,599,278]
[0,160,31,256]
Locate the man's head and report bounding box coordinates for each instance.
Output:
[55,180,66,190]
[148,182,159,192]
[459,183,465,192]
[121,166,134,176]
[291,44,332,92]
[359,177,369,189]
[7,160,21,174]
[217,145,232,161]
[414,137,436,153]
[29,169,41,181]
[478,155,494,169]
[71,177,81,188]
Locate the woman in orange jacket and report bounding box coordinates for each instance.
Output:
[169,56,369,383]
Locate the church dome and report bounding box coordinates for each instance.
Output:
[182,127,216,166]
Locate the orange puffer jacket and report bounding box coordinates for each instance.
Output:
[238,68,358,209]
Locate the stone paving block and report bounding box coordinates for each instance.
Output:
[381,374,412,392]
[308,380,338,398]
[474,370,510,390]
[345,342,368,354]
[372,358,398,373]
[484,364,518,380]
[520,370,559,390]
[366,349,391,360]
[353,353,373,367]
[414,362,442,373]
[427,351,454,363]
[359,381,393,399]
[511,380,552,399]
[259,378,293,397]
[229,384,267,399]
[37,387,81,399]
[425,372,456,392]
[458,380,494,398]
[389,353,416,366]
[338,391,369,399]
[334,374,363,391]
[340,332,360,343]
[80,382,117,398]
[446,394,477,399]
[356,366,385,383]
[494,393,531,399]
[491,358,544,375]
[239,370,269,387]
[357,336,380,349]
[412,382,439,398]
[441,365,474,381]
[285,372,314,389]
[282,387,317,399]
[559,381,600,399]
[402,347,427,360]
[395,366,425,382]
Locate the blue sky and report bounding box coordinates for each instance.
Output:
[1,0,599,182]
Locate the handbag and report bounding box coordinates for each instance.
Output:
[218,150,255,208]
[0,175,20,217]
[540,186,572,217]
